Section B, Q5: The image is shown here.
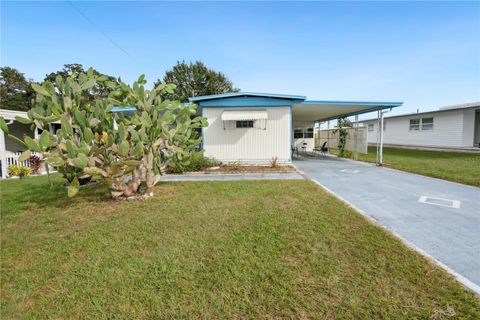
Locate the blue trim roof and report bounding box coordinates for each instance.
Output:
[110,106,137,113]
[189,92,307,102]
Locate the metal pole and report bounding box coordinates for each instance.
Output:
[327,120,330,153]
[375,111,380,165]
[353,114,358,160]
[379,111,385,166]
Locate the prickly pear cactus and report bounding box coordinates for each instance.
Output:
[0,70,207,199]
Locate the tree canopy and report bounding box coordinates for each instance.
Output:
[0,67,36,111]
[45,64,119,105]
[155,61,239,102]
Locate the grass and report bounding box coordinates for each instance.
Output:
[1,175,479,319]
[331,146,480,187]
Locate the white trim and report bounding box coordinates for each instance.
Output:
[221,110,268,121]
[0,109,28,121]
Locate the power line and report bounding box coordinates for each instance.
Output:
[66,0,136,62]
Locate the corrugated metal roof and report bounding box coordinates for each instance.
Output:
[189,92,306,102]
[361,101,480,122]
[221,110,268,121]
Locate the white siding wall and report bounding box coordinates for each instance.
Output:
[462,109,476,147]
[365,109,477,148]
[293,138,314,152]
[202,107,291,164]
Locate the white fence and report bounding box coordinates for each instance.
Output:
[316,127,368,154]
[5,151,32,167]
[1,151,44,178]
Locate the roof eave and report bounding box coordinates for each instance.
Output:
[189,92,307,102]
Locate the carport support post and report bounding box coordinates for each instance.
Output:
[379,111,384,166]
[354,115,358,160]
[375,111,380,165]
[327,120,330,153]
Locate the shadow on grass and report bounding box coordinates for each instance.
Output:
[1,175,110,218]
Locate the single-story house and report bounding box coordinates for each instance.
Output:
[0,93,403,177]
[362,102,480,150]
[190,92,402,164]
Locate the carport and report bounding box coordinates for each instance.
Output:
[292,100,402,163]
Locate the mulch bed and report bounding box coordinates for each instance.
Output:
[207,165,296,174]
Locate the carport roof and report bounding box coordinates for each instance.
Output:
[294,100,403,122]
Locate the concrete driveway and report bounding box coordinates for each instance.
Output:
[294,155,480,294]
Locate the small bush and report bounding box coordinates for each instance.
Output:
[168,152,220,173]
[270,156,278,168]
[8,165,32,178]
[230,161,241,171]
[339,151,353,158]
[28,155,44,174]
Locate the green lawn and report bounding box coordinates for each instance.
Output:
[334,146,480,187]
[1,175,479,319]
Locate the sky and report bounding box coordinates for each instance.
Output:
[1,1,479,118]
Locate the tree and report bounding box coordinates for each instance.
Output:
[155,61,239,102]
[0,67,36,111]
[0,69,207,200]
[45,63,119,105]
[333,117,352,158]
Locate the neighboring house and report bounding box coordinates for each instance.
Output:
[362,102,480,150]
[0,109,39,178]
[190,92,402,164]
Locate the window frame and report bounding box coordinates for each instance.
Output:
[409,119,420,131]
[294,128,304,139]
[304,127,314,138]
[421,117,434,130]
[367,123,374,132]
[236,120,254,129]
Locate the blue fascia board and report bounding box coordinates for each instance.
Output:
[189,92,306,102]
[197,96,304,108]
[301,100,403,107]
[110,106,137,113]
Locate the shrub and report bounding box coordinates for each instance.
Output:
[333,117,352,158]
[167,152,220,173]
[270,156,278,168]
[230,161,241,171]
[28,155,43,174]
[341,150,353,158]
[8,165,32,178]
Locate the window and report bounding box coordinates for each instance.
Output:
[294,128,304,139]
[236,120,254,128]
[421,117,433,130]
[305,127,314,138]
[368,124,374,132]
[294,128,314,139]
[409,119,420,131]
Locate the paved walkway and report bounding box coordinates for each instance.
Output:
[162,172,304,182]
[294,155,480,294]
